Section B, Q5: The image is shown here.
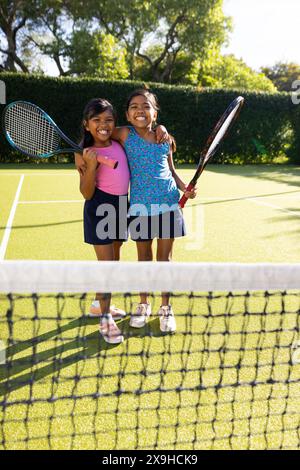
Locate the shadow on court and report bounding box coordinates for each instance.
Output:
[188,189,300,208]
[208,164,300,189]
[0,315,166,397]
[262,207,300,239]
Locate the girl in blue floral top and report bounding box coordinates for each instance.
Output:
[113,88,196,333]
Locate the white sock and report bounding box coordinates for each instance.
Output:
[101,313,113,322]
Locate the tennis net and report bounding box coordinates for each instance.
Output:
[0,260,300,450]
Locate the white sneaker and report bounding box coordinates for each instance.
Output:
[87,301,126,320]
[129,303,151,328]
[158,306,176,333]
[99,313,124,344]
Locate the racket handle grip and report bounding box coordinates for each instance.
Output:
[97,155,118,169]
[179,183,194,209]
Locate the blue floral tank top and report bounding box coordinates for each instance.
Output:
[124,127,180,216]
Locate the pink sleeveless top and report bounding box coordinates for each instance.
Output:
[93,140,130,195]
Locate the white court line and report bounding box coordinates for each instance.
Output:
[245,197,300,217]
[18,200,82,204]
[17,196,300,210]
[0,174,24,260]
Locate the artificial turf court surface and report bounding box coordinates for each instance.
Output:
[1,164,300,450]
[1,164,300,262]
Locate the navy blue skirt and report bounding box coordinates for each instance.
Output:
[128,208,186,241]
[84,188,129,245]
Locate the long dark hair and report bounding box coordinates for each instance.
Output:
[126,88,176,149]
[126,88,160,113]
[79,98,117,148]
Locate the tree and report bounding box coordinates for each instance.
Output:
[0,0,38,72]
[194,51,277,92]
[0,1,73,75]
[24,2,125,78]
[261,62,300,92]
[68,30,129,78]
[134,45,194,84]
[24,1,75,76]
[66,0,231,83]
[135,46,276,92]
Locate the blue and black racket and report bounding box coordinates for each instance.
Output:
[2,101,118,168]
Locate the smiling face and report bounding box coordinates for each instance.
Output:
[84,109,115,146]
[126,94,158,129]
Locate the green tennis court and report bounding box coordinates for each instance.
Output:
[1,164,300,450]
[1,164,300,262]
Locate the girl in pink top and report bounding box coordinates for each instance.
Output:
[77,98,130,344]
[94,140,130,195]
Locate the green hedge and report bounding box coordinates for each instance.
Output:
[0,73,299,164]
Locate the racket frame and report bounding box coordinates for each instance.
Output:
[2,100,83,159]
[179,96,244,208]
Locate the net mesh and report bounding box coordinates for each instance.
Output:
[1,261,300,450]
[4,102,61,157]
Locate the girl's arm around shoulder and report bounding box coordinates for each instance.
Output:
[111,125,169,145]
[79,149,98,200]
[154,125,170,144]
[111,126,130,146]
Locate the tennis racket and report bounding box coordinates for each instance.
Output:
[179,96,244,208]
[2,101,118,169]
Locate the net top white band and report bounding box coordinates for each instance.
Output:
[0,261,300,293]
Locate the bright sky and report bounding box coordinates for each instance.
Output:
[222,0,300,70]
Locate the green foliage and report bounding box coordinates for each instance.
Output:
[261,62,300,92]
[0,73,299,165]
[135,48,276,93]
[135,47,196,84]
[1,0,276,95]
[193,52,277,92]
[65,0,231,83]
[0,0,41,72]
[68,31,129,79]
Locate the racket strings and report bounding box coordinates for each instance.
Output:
[4,103,61,157]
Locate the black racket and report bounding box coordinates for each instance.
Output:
[179,96,244,208]
[2,101,118,168]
